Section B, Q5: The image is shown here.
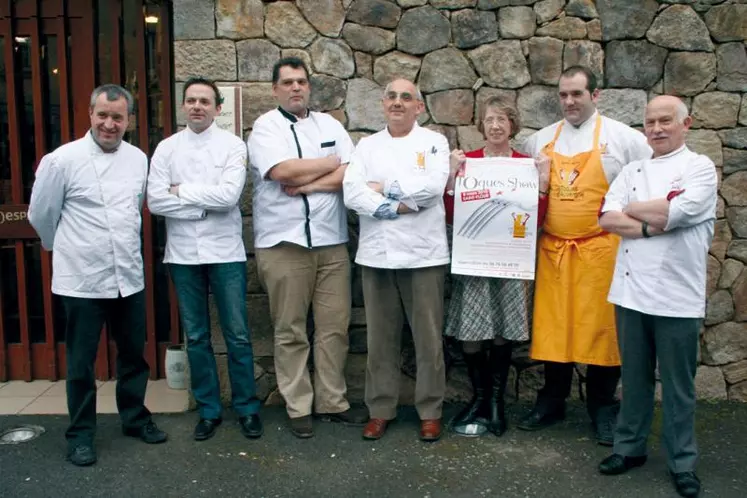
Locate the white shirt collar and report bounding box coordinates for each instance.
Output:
[184,121,217,143]
[564,110,599,130]
[385,122,420,139]
[652,144,687,161]
[86,129,120,155]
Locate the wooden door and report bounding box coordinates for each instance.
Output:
[0,0,178,381]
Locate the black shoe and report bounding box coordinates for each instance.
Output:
[517,403,565,431]
[194,418,222,441]
[317,404,370,426]
[598,454,647,475]
[239,414,263,439]
[123,420,168,444]
[289,415,313,439]
[670,471,701,498]
[67,445,97,467]
[593,405,618,447]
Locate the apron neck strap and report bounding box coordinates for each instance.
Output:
[592,114,602,150]
[549,113,603,152]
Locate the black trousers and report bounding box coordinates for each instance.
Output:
[538,361,621,420]
[61,291,151,448]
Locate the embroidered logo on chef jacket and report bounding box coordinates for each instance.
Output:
[416,151,426,170]
[670,176,682,191]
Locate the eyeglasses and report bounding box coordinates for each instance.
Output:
[384,91,417,103]
[483,116,509,126]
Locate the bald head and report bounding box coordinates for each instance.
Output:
[382,78,424,136]
[650,95,689,122]
[644,95,692,158]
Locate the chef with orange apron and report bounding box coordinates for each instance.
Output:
[516,66,651,446]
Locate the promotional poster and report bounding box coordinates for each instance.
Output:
[451,157,539,280]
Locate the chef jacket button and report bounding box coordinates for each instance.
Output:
[633,187,636,191]
[625,249,629,254]
[637,169,641,173]
[625,271,630,276]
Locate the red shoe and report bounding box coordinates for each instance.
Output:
[362,418,390,440]
[420,419,442,442]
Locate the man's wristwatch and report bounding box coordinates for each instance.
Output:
[641,221,651,238]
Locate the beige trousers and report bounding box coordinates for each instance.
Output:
[256,243,351,418]
[362,265,447,421]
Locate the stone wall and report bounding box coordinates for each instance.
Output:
[172,0,747,405]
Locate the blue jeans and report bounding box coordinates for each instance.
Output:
[169,262,260,419]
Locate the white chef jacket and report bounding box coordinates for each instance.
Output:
[601,145,717,318]
[248,107,354,249]
[147,122,247,264]
[343,124,450,269]
[519,111,652,184]
[28,132,147,298]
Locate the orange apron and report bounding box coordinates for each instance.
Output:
[530,115,621,366]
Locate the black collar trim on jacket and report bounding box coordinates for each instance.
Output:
[277,106,309,123]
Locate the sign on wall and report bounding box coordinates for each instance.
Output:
[216,86,243,138]
[0,205,37,239]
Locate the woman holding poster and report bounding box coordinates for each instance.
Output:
[444,97,550,437]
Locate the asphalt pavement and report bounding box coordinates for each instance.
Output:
[1,402,746,498]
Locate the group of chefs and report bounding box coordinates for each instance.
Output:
[28,58,715,498]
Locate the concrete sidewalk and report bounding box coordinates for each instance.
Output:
[1,402,745,498]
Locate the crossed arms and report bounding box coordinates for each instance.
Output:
[147,140,247,219]
[272,156,347,196]
[342,135,450,219]
[248,117,352,196]
[599,158,717,239]
[599,199,669,239]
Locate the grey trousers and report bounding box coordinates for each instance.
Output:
[362,265,447,421]
[613,306,700,473]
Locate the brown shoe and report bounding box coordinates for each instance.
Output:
[289,415,313,439]
[420,419,442,442]
[317,404,370,426]
[362,418,390,440]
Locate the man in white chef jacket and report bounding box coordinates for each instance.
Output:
[516,66,652,446]
[248,57,367,439]
[28,84,167,467]
[343,79,450,442]
[597,96,715,498]
[147,78,262,442]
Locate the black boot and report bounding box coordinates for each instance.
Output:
[451,349,489,432]
[487,343,512,436]
[517,361,570,431]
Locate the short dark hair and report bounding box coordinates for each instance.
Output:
[272,57,310,84]
[561,65,598,94]
[182,77,223,106]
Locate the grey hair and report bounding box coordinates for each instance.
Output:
[383,82,423,101]
[674,99,689,123]
[89,84,135,114]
